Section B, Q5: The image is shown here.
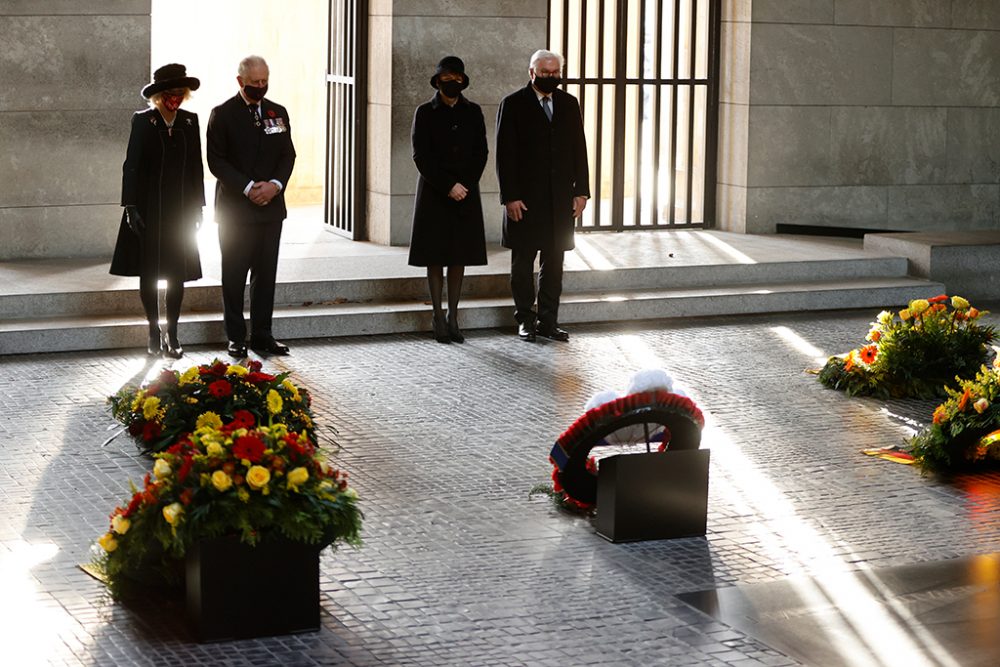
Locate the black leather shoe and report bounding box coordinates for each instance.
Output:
[227,341,248,358]
[518,322,536,342]
[163,333,184,359]
[251,339,290,356]
[446,312,465,344]
[536,324,570,342]
[432,314,451,344]
[147,332,163,356]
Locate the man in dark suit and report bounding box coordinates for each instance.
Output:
[207,55,296,357]
[496,49,590,342]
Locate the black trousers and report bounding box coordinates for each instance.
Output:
[510,245,565,328]
[219,219,283,344]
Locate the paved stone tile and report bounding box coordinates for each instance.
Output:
[2,308,1000,665]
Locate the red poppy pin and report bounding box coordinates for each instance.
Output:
[267,110,276,118]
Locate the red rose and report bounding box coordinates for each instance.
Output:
[208,380,232,398]
[179,488,194,505]
[232,434,266,463]
[178,455,194,483]
[246,372,276,384]
[128,421,143,436]
[247,360,263,372]
[142,421,162,441]
[232,409,256,428]
[145,383,160,396]
[233,474,245,486]
[158,369,178,385]
[222,462,235,474]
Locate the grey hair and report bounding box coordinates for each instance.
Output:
[529,49,564,71]
[238,55,269,77]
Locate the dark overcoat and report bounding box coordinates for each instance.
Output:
[110,107,204,280]
[408,93,488,267]
[495,83,590,252]
[206,93,296,225]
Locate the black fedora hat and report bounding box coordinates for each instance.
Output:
[430,55,469,90]
[141,63,201,99]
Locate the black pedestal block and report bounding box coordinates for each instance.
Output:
[595,449,710,543]
[186,537,321,641]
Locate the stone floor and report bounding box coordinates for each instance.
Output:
[3,308,1000,666]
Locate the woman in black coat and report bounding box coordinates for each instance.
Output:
[408,56,488,344]
[110,64,205,358]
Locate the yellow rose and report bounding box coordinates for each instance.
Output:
[111,515,130,535]
[246,465,271,490]
[211,470,233,492]
[267,390,283,415]
[196,411,223,430]
[153,458,172,480]
[975,398,990,414]
[227,364,249,376]
[877,310,893,326]
[909,299,929,315]
[178,367,201,386]
[142,396,161,420]
[952,296,970,310]
[899,308,911,321]
[98,532,118,553]
[344,487,358,500]
[286,467,309,490]
[162,502,184,526]
[270,423,289,438]
[206,442,225,458]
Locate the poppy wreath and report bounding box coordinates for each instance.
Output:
[548,390,705,510]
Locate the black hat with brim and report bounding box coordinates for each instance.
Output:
[141,63,201,99]
[430,55,469,90]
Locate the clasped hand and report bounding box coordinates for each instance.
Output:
[249,181,279,206]
[448,183,469,201]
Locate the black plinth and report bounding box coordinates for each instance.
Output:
[186,536,321,641]
[594,449,710,543]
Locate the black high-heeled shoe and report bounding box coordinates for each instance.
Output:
[432,313,451,344]
[446,311,465,344]
[147,328,162,356]
[163,329,184,359]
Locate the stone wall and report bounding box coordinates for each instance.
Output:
[718,0,1000,234]
[0,0,151,260]
[367,0,547,246]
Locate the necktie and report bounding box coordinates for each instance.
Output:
[249,104,261,127]
[542,96,553,122]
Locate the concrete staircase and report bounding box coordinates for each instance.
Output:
[0,254,945,355]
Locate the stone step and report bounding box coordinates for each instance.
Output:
[0,256,910,319]
[0,276,944,355]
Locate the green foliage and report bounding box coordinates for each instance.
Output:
[909,364,1000,473]
[818,296,994,399]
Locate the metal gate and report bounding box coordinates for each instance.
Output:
[325,0,368,238]
[549,0,720,231]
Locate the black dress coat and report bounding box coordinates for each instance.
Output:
[495,83,590,252]
[110,107,205,281]
[206,94,296,225]
[408,93,488,267]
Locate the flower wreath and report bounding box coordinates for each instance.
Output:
[547,370,705,511]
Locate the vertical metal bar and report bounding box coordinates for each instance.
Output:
[353,0,369,239]
[577,0,588,227]
[633,0,645,227]
[610,0,627,232]
[668,0,680,225]
[703,0,721,227]
[325,0,334,226]
[561,0,570,75]
[594,0,605,229]
[685,0,698,225]
[651,0,663,227]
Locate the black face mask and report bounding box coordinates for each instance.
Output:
[438,80,464,99]
[243,83,268,102]
[534,76,561,94]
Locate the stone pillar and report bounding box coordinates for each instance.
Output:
[0,0,151,260]
[716,0,1000,234]
[367,0,548,246]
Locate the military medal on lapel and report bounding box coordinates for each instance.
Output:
[263,116,287,135]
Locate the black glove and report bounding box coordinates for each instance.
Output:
[124,205,144,236]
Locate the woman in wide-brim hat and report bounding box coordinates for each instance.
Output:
[110,63,205,359]
[407,56,488,344]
